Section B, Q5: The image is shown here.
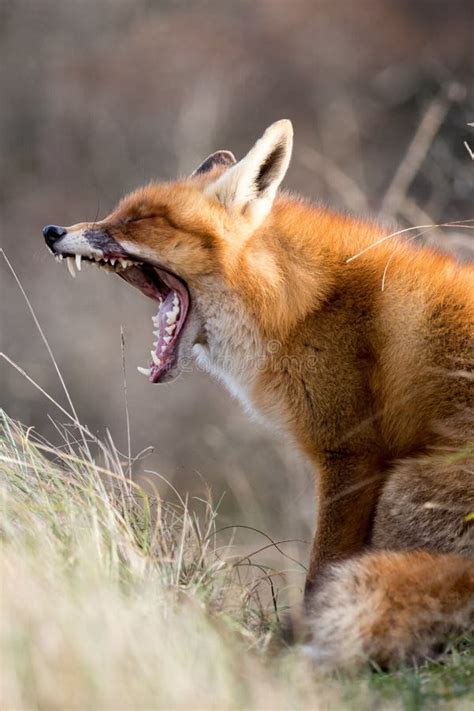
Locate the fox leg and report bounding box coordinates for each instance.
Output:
[371,451,474,556]
[305,454,385,596]
[302,452,474,670]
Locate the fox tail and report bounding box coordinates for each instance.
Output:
[303,550,474,670]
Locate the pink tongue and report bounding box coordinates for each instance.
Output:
[151,290,180,372]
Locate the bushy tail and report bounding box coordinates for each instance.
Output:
[303,551,474,671]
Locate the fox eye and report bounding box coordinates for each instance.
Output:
[124,215,154,224]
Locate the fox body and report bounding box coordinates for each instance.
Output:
[44,120,474,670]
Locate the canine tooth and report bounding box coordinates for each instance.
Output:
[67,257,76,278]
[163,336,172,344]
[110,258,116,266]
[165,324,175,335]
[137,366,151,376]
[166,312,177,325]
[75,254,82,271]
[152,352,161,366]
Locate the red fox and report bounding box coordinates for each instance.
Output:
[43,120,473,670]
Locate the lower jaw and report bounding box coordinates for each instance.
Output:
[150,351,180,383]
[155,362,180,383]
[119,265,190,383]
[148,326,187,383]
[152,312,206,383]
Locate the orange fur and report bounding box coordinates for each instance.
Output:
[51,120,474,669]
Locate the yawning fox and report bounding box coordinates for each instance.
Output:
[43,120,473,670]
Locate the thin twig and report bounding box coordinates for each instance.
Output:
[120,327,132,479]
[464,142,474,161]
[381,224,438,290]
[212,524,308,570]
[346,219,474,263]
[297,146,369,214]
[1,249,91,459]
[381,82,465,217]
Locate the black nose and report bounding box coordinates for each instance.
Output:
[43,224,67,249]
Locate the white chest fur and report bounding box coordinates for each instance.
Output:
[191,279,265,416]
[191,279,301,442]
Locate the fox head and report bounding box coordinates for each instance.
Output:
[43,120,297,384]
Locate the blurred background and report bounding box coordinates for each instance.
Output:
[1,0,473,562]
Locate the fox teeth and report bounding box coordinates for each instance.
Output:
[172,294,179,308]
[165,324,175,335]
[151,352,161,366]
[163,336,172,344]
[166,312,177,325]
[152,316,160,326]
[67,257,76,278]
[137,366,151,376]
[71,254,133,271]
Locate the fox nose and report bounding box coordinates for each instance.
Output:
[43,224,67,249]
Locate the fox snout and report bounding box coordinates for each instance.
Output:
[43,222,129,260]
[43,224,67,249]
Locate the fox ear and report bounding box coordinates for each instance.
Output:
[206,119,293,227]
[190,150,236,177]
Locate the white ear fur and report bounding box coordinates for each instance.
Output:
[205,119,293,228]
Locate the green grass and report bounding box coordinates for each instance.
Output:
[0,410,472,710]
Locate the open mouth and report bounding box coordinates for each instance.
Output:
[119,263,190,382]
[53,252,190,383]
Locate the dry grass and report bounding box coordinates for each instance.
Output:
[0,411,340,710]
[1,410,473,711]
